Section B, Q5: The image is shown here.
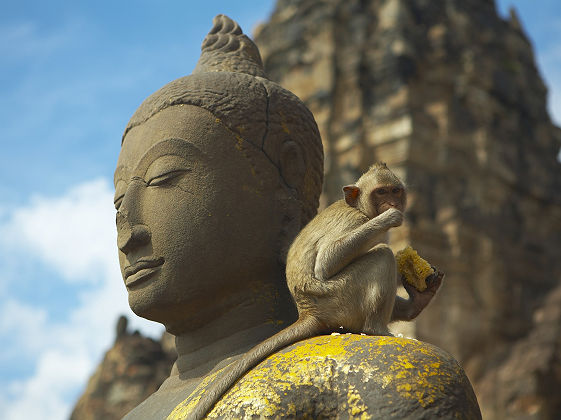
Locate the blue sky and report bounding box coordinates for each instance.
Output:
[0,1,559,419]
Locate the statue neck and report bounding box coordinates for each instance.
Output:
[172,280,296,380]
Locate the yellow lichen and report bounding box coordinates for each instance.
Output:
[395,246,434,291]
[167,335,470,419]
[166,366,225,419]
[347,384,371,419]
[235,135,245,151]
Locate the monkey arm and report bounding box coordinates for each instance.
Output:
[391,295,418,322]
[391,270,444,322]
[314,212,397,281]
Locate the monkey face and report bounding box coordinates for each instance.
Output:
[371,185,406,215]
[115,105,283,334]
[348,164,406,218]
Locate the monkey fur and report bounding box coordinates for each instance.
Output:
[188,163,442,419]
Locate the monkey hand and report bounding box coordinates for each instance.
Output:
[401,268,444,318]
[381,207,404,228]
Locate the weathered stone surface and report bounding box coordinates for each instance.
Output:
[476,283,561,418]
[254,1,561,419]
[169,335,480,420]
[70,317,176,420]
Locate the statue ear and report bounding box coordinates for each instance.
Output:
[277,141,305,264]
[280,141,305,190]
[343,185,360,207]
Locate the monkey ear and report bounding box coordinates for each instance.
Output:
[343,185,360,207]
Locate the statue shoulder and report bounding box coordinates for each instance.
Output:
[169,334,481,419]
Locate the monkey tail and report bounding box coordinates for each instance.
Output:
[188,316,323,420]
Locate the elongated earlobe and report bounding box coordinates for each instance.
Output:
[343,185,360,207]
[280,141,305,190]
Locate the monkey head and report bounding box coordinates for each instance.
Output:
[343,162,406,218]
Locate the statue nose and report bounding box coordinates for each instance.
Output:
[116,210,151,253]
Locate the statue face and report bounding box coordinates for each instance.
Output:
[114,105,281,333]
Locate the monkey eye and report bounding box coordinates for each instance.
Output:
[392,187,401,194]
[376,188,388,195]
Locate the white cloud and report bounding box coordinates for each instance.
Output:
[3,179,117,283]
[1,350,92,420]
[0,300,48,361]
[0,178,163,420]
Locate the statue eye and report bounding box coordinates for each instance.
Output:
[144,155,191,187]
[147,170,189,186]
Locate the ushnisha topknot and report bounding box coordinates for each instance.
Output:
[193,14,266,77]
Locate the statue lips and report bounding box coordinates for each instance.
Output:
[124,256,165,288]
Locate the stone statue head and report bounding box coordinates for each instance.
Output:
[114,15,323,335]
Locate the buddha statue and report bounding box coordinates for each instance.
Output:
[115,15,481,419]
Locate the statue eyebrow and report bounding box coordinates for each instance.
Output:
[132,138,206,178]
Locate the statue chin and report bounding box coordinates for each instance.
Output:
[127,292,159,322]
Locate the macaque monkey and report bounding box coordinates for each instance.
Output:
[189,163,443,420]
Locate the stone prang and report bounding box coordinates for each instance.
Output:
[254,0,561,418]
[70,317,176,420]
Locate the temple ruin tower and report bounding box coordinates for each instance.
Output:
[255,1,561,418]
